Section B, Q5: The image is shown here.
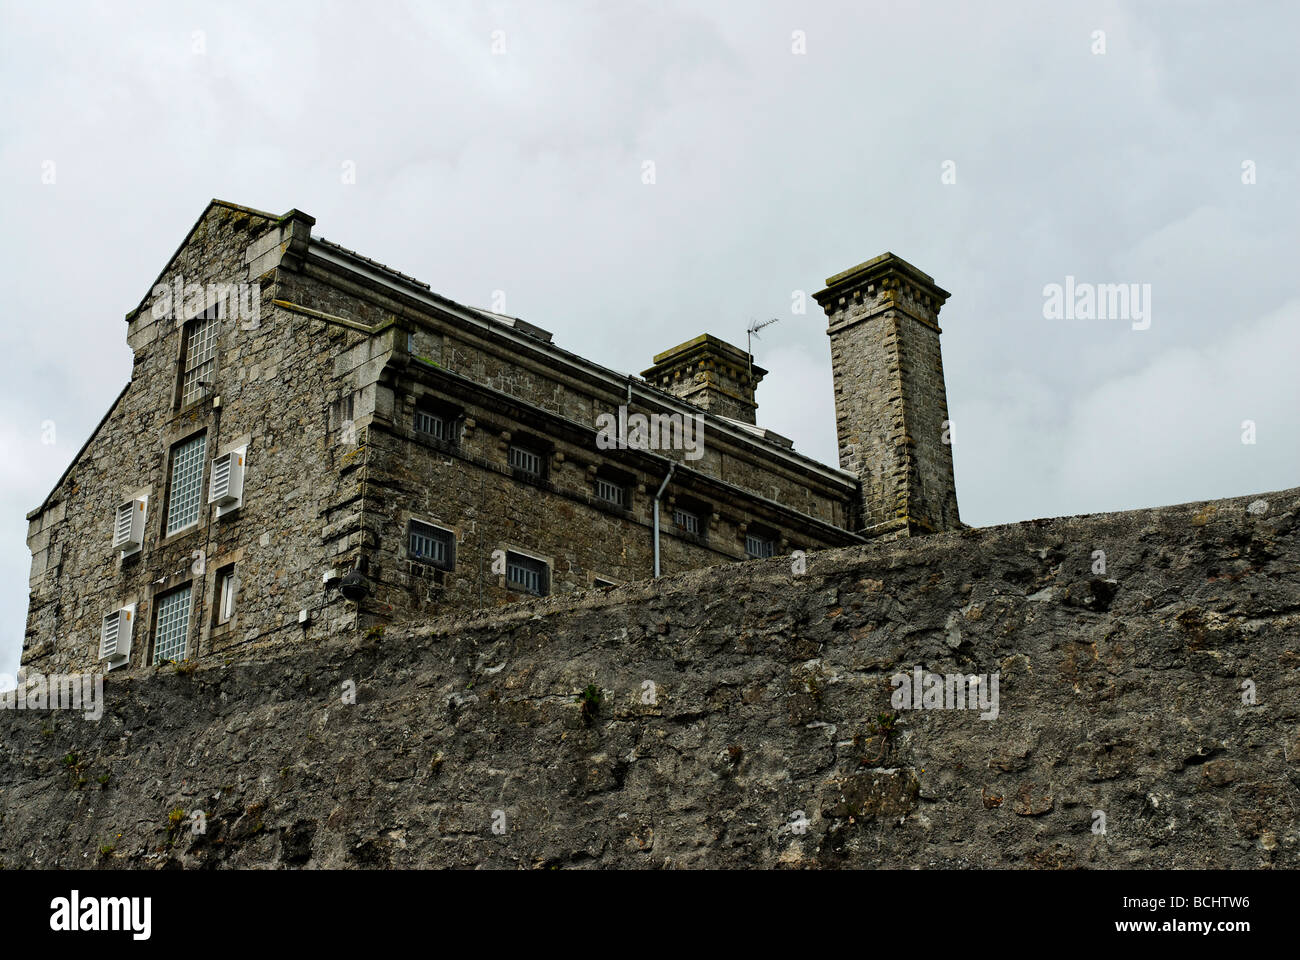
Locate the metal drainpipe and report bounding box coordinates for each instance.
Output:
[477,470,485,611]
[652,463,675,578]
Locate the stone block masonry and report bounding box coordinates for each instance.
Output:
[815,253,961,538]
[24,200,880,677]
[2,485,1297,868]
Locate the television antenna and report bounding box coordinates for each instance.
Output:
[746,317,780,382]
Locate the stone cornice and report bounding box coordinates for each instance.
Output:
[813,251,951,319]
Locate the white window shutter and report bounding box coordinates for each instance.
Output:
[113,498,146,552]
[209,449,245,508]
[99,606,134,667]
[99,612,119,659]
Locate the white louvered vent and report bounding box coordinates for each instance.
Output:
[112,498,146,553]
[99,606,134,668]
[208,448,245,510]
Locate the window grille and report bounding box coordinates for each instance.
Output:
[166,434,206,535]
[595,478,625,507]
[508,445,543,477]
[409,520,454,570]
[506,552,548,595]
[673,509,700,535]
[153,585,193,663]
[414,409,447,440]
[181,313,218,406]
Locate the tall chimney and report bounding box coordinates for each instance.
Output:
[642,334,765,424]
[813,253,960,538]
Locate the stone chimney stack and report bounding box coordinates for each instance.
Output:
[813,253,960,538]
[642,334,766,425]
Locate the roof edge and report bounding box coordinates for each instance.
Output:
[28,381,132,520]
[124,199,284,322]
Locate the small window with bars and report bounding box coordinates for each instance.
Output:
[594,477,626,508]
[508,444,543,478]
[153,584,193,664]
[414,408,451,441]
[745,532,776,559]
[505,552,548,596]
[673,508,701,535]
[408,520,455,570]
[165,433,207,536]
[180,307,219,407]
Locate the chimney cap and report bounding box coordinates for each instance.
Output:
[641,333,766,424]
[815,252,950,306]
[644,333,764,376]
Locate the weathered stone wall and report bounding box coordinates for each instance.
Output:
[282,261,859,524]
[278,254,862,627]
[362,357,858,622]
[23,202,860,676]
[22,204,373,677]
[4,486,1297,869]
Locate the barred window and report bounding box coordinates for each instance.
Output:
[153,584,193,663]
[508,444,543,477]
[408,520,455,570]
[594,477,626,507]
[673,508,700,535]
[414,409,448,440]
[506,552,548,596]
[745,533,775,559]
[180,310,218,407]
[165,433,206,535]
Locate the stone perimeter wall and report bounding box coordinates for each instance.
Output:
[2,486,1298,869]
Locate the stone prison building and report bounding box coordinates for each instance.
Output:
[22,200,962,676]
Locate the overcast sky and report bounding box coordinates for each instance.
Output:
[1,0,1297,678]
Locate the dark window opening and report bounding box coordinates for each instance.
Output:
[215,564,238,624]
[745,532,776,559]
[506,552,548,596]
[508,444,544,478]
[673,508,700,535]
[408,520,455,571]
[414,408,446,439]
[595,476,627,507]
